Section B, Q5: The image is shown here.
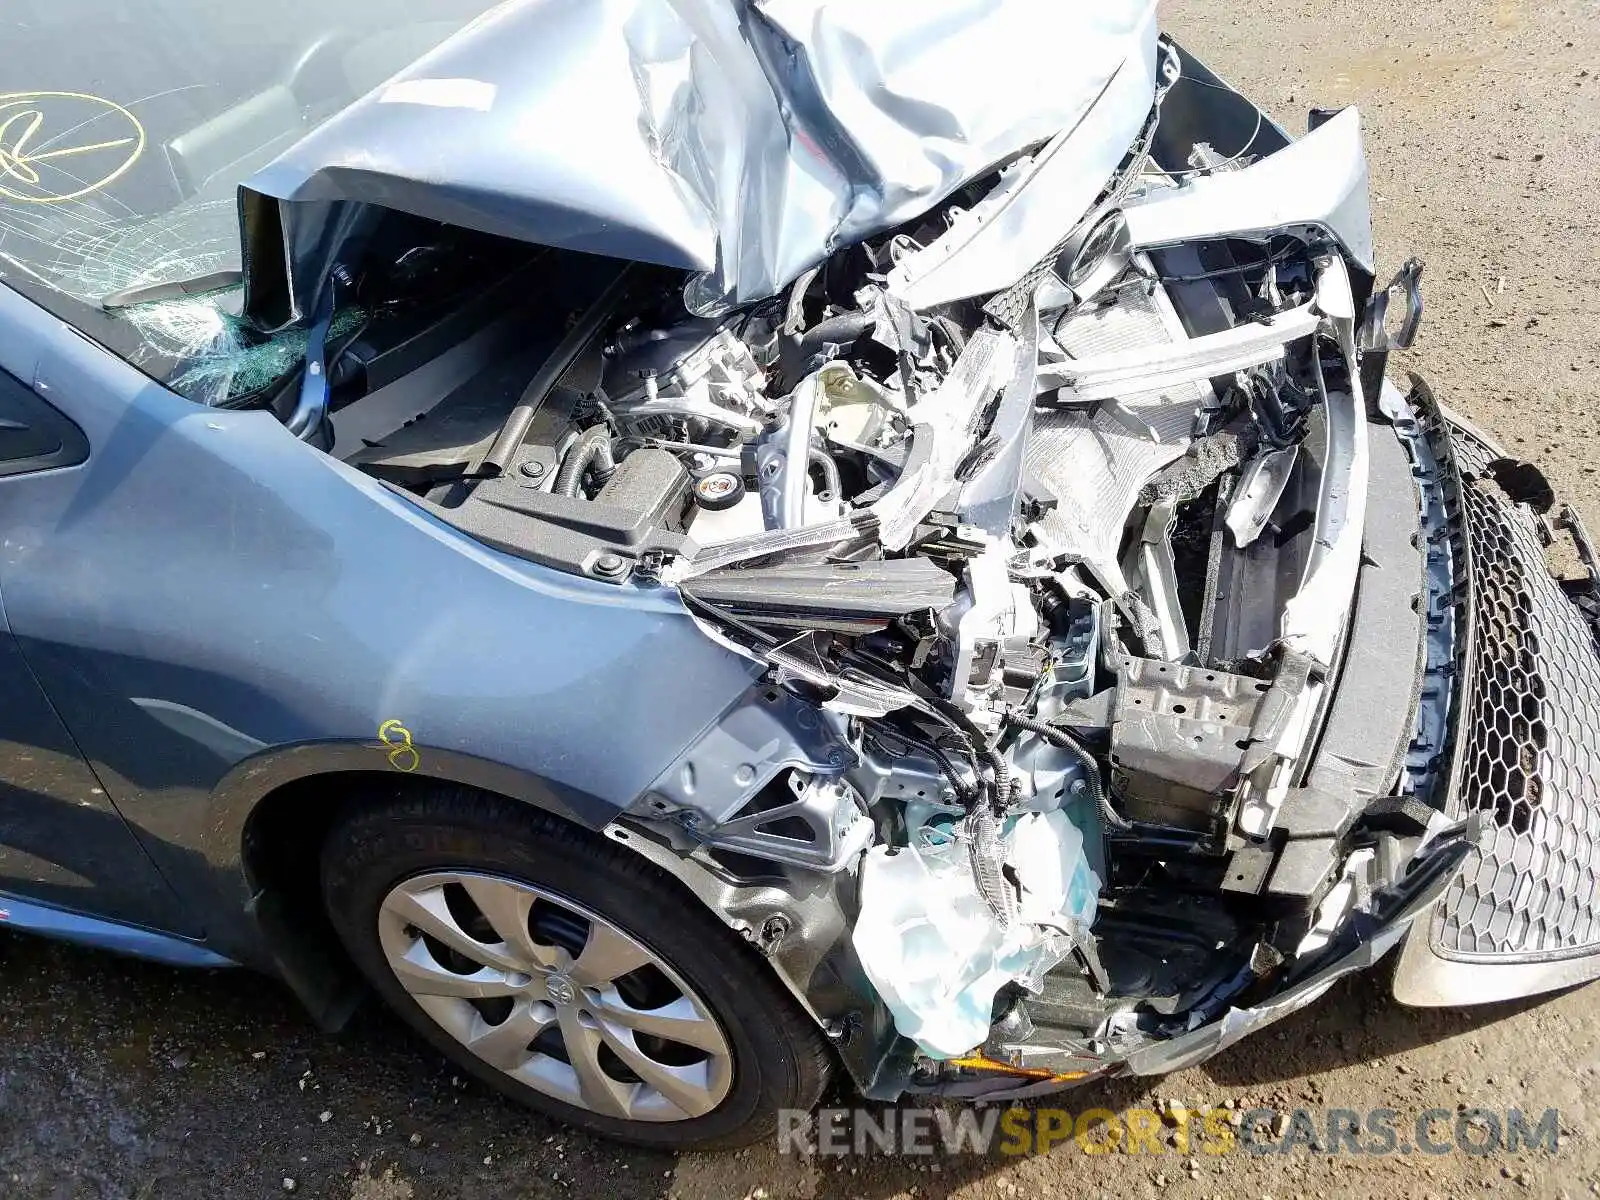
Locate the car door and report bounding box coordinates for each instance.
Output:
[0,364,193,934]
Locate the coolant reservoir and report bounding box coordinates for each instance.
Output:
[851,808,1100,1058]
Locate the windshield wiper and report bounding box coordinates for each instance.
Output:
[99,270,243,311]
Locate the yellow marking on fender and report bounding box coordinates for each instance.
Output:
[378,719,421,773]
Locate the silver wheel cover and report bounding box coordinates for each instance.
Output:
[377,871,734,1122]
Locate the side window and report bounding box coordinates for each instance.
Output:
[0,369,89,476]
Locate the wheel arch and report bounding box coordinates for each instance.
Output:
[215,741,618,1029]
[224,747,862,1103]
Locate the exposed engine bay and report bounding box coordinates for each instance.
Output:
[301,33,1474,1097]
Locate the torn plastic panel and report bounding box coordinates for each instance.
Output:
[1119,828,1470,1076]
[1278,255,1370,666]
[883,24,1165,313]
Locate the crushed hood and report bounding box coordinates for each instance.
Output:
[239,0,1159,327]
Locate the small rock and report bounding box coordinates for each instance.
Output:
[282,1180,296,1193]
[409,1133,423,1147]
[318,1111,332,1124]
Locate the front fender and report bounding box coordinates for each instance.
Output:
[212,737,615,850]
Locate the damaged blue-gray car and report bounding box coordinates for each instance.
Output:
[2,0,1597,1150]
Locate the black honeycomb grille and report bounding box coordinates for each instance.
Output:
[1431,427,1600,960]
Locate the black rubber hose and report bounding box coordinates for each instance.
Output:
[795,310,871,361]
[553,426,616,498]
[1005,710,1133,831]
[927,741,978,805]
[985,744,1011,814]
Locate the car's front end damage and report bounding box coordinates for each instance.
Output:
[525,12,1600,1099]
[584,78,1487,1092]
[45,0,1600,1104]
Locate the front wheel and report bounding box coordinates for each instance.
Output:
[320,786,832,1149]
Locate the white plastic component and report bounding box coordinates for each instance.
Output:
[1236,679,1323,838]
[1009,810,1100,930]
[1296,847,1375,957]
[1122,106,1374,272]
[868,326,1015,551]
[851,809,1099,1059]
[687,490,770,545]
[884,3,1160,312]
[943,539,1038,715]
[1280,257,1370,665]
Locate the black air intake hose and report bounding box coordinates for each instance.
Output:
[796,311,872,361]
[554,426,617,497]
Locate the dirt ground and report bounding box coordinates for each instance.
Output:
[3,1,1599,1197]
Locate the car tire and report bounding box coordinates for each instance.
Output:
[319,784,832,1150]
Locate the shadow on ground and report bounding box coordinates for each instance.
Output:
[0,930,1561,1200]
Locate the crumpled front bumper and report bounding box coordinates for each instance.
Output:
[1393,391,1600,1005]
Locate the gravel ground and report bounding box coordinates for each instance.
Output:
[4,1,1599,1197]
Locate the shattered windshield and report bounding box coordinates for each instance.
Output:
[0,0,500,302]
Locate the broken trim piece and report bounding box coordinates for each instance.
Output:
[1123,105,1375,273]
[1280,255,1370,665]
[1225,445,1299,548]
